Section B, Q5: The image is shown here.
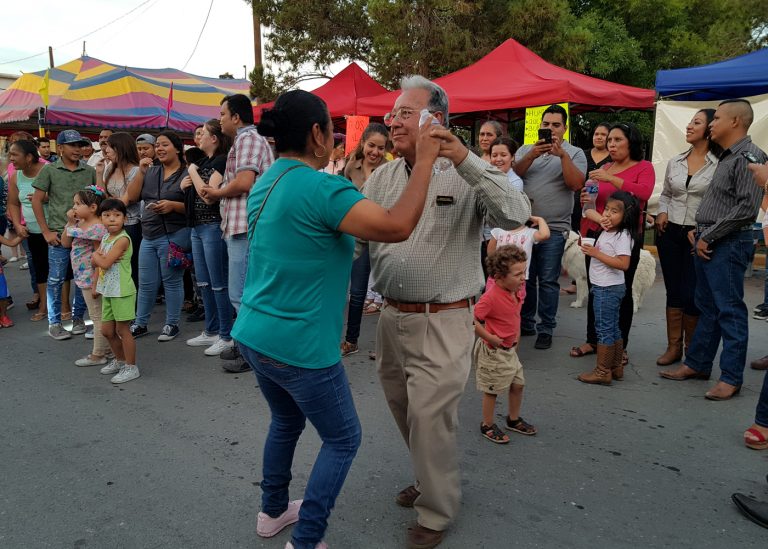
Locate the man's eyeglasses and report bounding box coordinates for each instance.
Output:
[383,107,418,127]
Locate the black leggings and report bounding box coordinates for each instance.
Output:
[585,229,642,349]
[656,222,698,315]
[27,233,49,284]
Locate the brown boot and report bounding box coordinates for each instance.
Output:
[577,344,613,385]
[657,308,683,365]
[682,313,699,355]
[611,339,625,380]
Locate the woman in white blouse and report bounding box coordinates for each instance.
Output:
[655,109,720,366]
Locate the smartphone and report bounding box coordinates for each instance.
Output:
[538,128,552,144]
[741,150,759,163]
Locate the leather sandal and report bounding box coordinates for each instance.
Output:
[569,343,596,358]
[480,423,509,444]
[744,427,768,450]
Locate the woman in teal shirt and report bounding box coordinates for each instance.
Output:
[233,90,440,549]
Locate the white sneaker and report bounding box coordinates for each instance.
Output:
[111,364,140,384]
[204,337,235,356]
[186,331,218,347]
[284,542,327,549]
[100,358,124,375]
[75,355,108,367]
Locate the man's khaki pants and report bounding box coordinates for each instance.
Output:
[376,303,474,531]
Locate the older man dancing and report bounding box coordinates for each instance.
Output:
[361,76,530,548]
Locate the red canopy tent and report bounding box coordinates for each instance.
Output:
[356,39,655,117]
[253,62,387,121]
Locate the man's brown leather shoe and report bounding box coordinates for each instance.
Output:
[659,364,711,381]
[751,356,768,371]
[396,485,420,508]
[407,524,443,549]
[705,381,742,401]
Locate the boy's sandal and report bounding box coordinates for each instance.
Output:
[30,311,47,322]
[745,427,768,450]
[363,302,382,315]
[569,343,596,358]
[506,416,537,436]
[480,423,510,444]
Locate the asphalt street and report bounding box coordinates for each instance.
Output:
[1,259,767,549]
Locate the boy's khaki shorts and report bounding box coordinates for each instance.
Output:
[473,337,525,394]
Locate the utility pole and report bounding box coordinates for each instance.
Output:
[48,46,54,68]
[252,7,262,69]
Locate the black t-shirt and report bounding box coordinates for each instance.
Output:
[141,165,188,239]
[184,154,226,227]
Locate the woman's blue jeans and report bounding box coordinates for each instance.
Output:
[135,228,190,327]
[591,283,625,345]
[240,344,362,549]
[191,223,233,340]
[344,246,370,344]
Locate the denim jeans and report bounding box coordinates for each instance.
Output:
[755,371,768,428]
[657,222,699,315]
[686,231,753,386]
[135,228,191,327]
[521,230,566,335]
[344,247,370,344]
[225,233,249,313]
[72,285,86,320]
[592,283,625,345]
[584,228,642,349]
[191,223,233,340]
[46,245,85,324]
[240,344,361,549]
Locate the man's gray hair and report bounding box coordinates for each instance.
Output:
[401,75,450,127]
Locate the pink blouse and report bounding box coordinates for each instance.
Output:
[584,160,655,233]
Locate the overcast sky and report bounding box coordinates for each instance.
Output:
[0,0,339,88]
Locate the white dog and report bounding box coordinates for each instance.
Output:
[563,231,656,312]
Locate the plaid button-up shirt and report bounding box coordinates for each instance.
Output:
[363,153,531,303]
[220,125,274,237]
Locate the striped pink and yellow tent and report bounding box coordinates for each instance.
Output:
[0,56,251,133]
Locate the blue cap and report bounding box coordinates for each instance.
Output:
[56,129,89,146]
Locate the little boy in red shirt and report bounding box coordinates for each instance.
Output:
[473,245,537,444]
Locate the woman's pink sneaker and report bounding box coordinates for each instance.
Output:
[257,499,303,538]
[0,316,14,328]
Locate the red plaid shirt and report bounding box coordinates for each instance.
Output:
[220,125,274,237]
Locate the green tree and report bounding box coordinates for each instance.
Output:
[247,0,767,92]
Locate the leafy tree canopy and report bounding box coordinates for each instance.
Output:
[248,0,767,96]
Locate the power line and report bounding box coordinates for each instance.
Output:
[182,0,215,70]
[0,0,155,67]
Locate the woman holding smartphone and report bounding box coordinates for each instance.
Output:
[126,131,189,342]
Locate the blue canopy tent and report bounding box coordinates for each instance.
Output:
[649,49,768,214]
[656,48,768,101]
